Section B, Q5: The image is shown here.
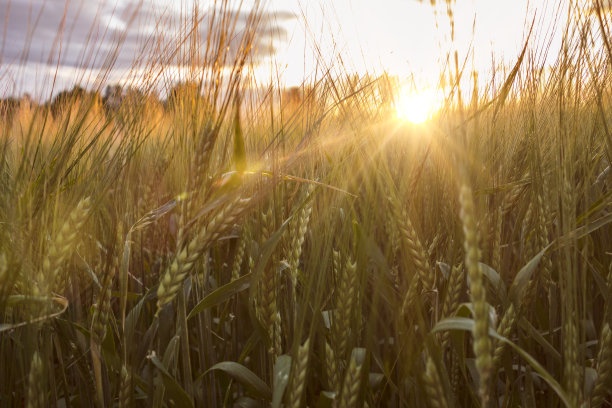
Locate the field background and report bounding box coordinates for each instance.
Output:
[1,1,612,407]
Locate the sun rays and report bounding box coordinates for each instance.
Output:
[395,87,441,124]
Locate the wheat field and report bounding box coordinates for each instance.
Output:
[0,1,611,407]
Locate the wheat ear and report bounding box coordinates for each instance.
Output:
[118,364,132,408]
[156,197,250,314]
[288,186,313,296]
[26,351,45,408]
[422,354,449,408]
[42,197,91,294]
[441,264,464,349]
[591,323,611,408]
[333,258,357,360]
[338,350,364,408]
[325,340,340,394]
[287,339,310,408]
[390,197,434,293]
[459,184,492,406]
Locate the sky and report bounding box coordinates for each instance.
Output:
[0,0,589,101]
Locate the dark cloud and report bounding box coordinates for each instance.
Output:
[0,0,294,95]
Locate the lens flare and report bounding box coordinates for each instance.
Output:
[395,88,440,124]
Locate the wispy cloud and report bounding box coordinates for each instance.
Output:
[0,0,294,97]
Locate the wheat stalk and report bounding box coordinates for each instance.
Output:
[231,232,247,281]
[390,196,434,294]
[26,351,45,408]
[256,254,283,359]
[490,207,503,271]
[459,183,492,406]
[118,364,132,408]
[338,350,363,408]
[287,339,310,408]
[91,267,113,344]
[287,186,314,296]
[591,323,611,408]
[325,340,340,394]
[333,257,357,360]
[422,353,449,408]
[400,274,422,317]
[42,197,91,294]
[441,264,464,349]
[156,196,250,314]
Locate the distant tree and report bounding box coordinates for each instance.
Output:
[47,86,103,119]
[165,80,204,111]
[21,93,33,106]
[0,97,21,123]
[113,85,157,127]
[0,93,38,124]
[123,86,146,104]
[103,84,123,110]
[283,86,302,106]
[50,86,86,117]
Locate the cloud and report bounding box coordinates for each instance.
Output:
[0,0,294,96]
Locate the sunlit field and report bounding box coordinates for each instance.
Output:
[1,0,611,407]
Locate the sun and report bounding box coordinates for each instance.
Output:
[395,88,440,124]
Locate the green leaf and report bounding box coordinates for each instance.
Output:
[584,367,597,397]
[238,331,261,364]
[575,185,612,224]
[437,262,451,280]
[125,288,155,349]
[479,263,507,300]
[589,264,611,306]
[557,211,612,247]
[233,96,247,173]
[353,222,395,307]
[163,335,180,367]
[233,396,260,408]
[0,296,69,333]
[148,351,194,408]
[206,362,272,401]
[351,348,367,366]
[368,373,385,389]
[317,391,336,408]
[455,302,496,324]
[131,199,177,233]
[272,355,292,408]
[432,316,475,333]
[508,245,550,304]
[518,317,561,363]
[100,320,121,370]
[187,273,252,320]
[70,321,91,338]
[119,237,131,325]
[432,317,573,407]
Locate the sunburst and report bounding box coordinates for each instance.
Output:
[395,88,440,124]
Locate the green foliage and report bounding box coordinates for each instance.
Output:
[1,2,612,408]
